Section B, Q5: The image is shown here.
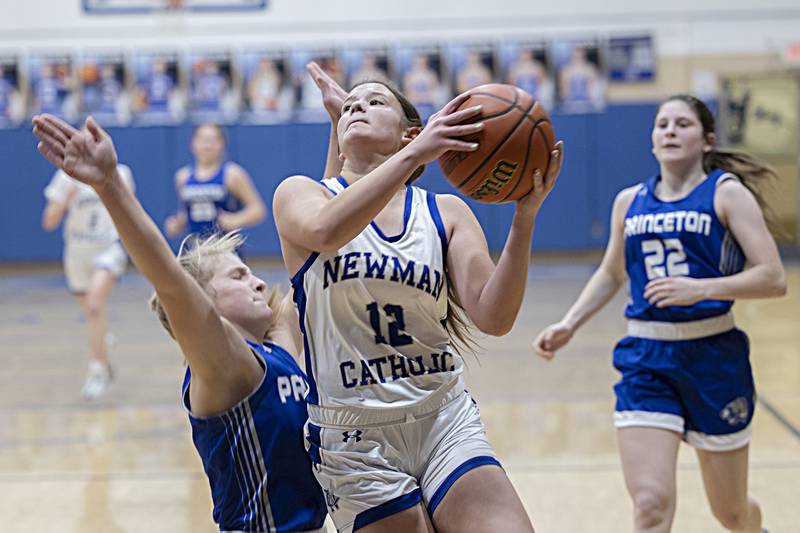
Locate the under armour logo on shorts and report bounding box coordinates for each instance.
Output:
[342,430,363,442]
[719,397,749,426]
[324,489,340,511]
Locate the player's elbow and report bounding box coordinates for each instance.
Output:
[475,316,514,337]
[303,222,345,253]
[487,322,514,336]
[250,203,267,224]
[767,268,787,297]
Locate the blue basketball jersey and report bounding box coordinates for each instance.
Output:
[183,340,326,532]
[623,169,745,322]
[179,162,242,236]
[36,77,61,114]
[99,77,121,113]
[513,72,539,98]
[568,74,589,102]
[0,78,12,116]
[146,73,173,111]
[194,72,226,111]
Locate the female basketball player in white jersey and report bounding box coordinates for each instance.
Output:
[32,114,327,532]
[165,123,266,239]
[276,63,564,532]
[533,95,785,533]
[41,155,134,400]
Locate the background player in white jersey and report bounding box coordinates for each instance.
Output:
[165,123,266,239]
[32,114,327,532]
[533,95,786,533]
[41,154,135,400]
[275,64,563,532]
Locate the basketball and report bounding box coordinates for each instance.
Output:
[438,83,554,203]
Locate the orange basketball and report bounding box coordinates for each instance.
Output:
[438,84,554,203]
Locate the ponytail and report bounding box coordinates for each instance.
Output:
[661,94,784,237]
[704,149,783,237]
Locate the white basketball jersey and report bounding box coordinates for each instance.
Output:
[292,178,463,419]
[44,165,134,245]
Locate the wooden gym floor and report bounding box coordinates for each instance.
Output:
[0,260,797,532]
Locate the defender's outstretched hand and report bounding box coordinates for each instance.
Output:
[33,115,118,189]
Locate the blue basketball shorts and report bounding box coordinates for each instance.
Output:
[612,328,755,451]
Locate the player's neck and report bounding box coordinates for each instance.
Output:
[340,153,395,184]
[195,160,222,177]
[231,320,267,347]
[658,160,706,198]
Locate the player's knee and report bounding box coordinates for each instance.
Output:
[84,296,104,319]
[631,487,672,528]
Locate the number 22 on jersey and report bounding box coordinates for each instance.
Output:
[641,238,689,279]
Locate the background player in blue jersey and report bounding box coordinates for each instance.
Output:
[33,114,327,532]
[275,63,563,533]
[165,123,266,239]
[533,94,786,533]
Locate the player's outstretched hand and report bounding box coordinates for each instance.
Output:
[532,321,574,360]
[33,115,119,191]
[307,61,348,121]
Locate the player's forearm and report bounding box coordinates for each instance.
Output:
[472,217,536,335]
[95,171,188,294]
[230,203,266,228]
[562,267,623,331]
[323,122,343,179]
[41,204,65,231]
[700,264,786,301]
[312,149,421,250]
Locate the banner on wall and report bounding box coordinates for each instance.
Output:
[28,53,78,122]
[290,47,343,123]
[498,40,555,112]
[78,52,130,126]
[131,50,185,125]
[722,75,799,159]
[608,35,656,82]
[445,42,496,98]
[0,55,24,128]
[552,38,606,112]
[343,46,391,89]
[241,48,293,123]
[5,32,656,129]
[188,50,238,123]
[392,44,447,120]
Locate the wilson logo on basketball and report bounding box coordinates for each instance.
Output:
[471,160,519,201]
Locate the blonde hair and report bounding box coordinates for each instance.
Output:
[149,232,283,341]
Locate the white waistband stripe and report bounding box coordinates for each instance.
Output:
[627,313,734,341]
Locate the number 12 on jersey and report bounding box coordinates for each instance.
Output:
[366,302,413,347]
[641,238,689,279]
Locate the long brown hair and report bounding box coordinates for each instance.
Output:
[351,80,481,354]
[661,94,782,235]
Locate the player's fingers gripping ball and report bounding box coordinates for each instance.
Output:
[439,83,554,203]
